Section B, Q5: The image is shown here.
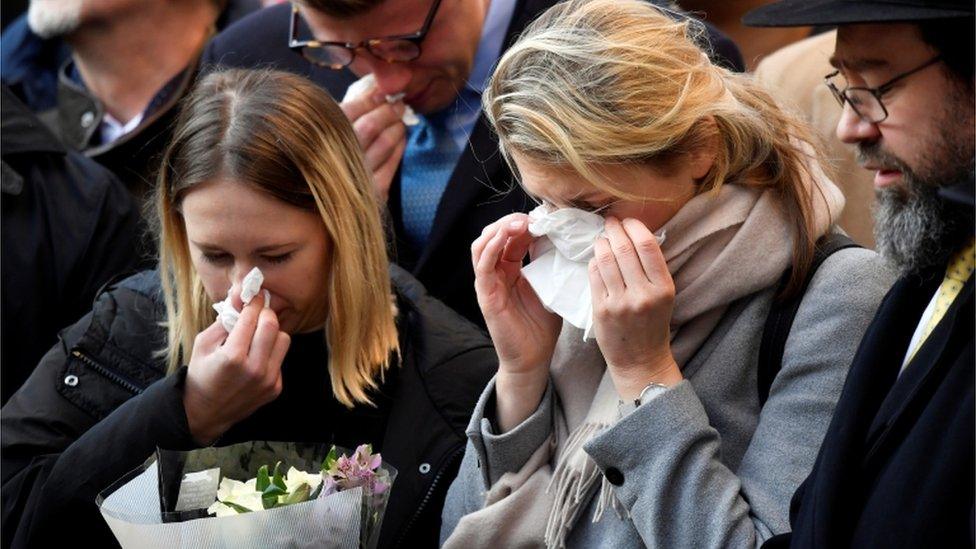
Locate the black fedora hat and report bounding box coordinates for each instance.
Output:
[743,0,975,27]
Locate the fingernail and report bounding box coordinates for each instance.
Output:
[509,220,524,230]
[263,290,271,309]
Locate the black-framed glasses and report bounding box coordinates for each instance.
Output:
[288,0,443,70]
[824,56,942,123]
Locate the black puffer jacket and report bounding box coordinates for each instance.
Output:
[1,265,497,548]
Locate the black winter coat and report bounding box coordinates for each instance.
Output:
[1,84,140,405]
[1,266,498,548]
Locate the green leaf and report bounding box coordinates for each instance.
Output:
[271,461,287,491]
[262,493,278,510]
[280,483,311,506]
[309,481,323,500]
[223,501,252,514]
[256,464,270,492]
[321,446,338,472]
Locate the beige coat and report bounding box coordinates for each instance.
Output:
[755,31,878,248]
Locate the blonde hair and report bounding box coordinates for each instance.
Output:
[155,69,399,407]
[485,0,828,296]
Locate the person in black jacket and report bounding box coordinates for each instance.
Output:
[200,0,744,329]
[0,84,140,405]
[0,68,497,549]
[742,0,975,546]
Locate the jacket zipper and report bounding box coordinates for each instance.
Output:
[394,444,466,547]
[71,350,143,395]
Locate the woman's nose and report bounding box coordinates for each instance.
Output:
[226,281,245,311]
[225,264,256,310]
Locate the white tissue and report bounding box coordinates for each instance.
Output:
[520,206,666,340]
[343,74,420,126]
[212,267,267,333]
[522,206,604,340]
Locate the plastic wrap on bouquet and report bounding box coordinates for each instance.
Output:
[97,441,397,549]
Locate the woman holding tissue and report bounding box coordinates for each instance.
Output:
[1,69,496,548]
[440,1,895,547]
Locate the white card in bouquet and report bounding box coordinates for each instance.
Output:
[174,468,220,512]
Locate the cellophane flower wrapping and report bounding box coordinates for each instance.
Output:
[96,441,397,549]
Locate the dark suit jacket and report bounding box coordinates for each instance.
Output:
[202,1,744,327]
[765,264,974,548]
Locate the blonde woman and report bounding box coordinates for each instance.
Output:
[440,1,895,547]
[1,69,496,548]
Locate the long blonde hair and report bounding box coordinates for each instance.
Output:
[485,0,829,296]
[155,69,399,407]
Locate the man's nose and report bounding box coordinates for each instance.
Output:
[354,56,412,96]
[836,103,881,145]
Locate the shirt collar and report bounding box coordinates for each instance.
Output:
[466,0,518,95]
[61,58,192,145]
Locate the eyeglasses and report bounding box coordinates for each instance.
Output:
[288,0,443,70]
[824,56,942,123]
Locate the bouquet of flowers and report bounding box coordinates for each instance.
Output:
[97,441,397,549]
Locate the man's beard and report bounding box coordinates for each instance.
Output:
[27,0,83,39]
[860,135,972,276]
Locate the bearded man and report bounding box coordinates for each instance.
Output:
[743,0,975,546]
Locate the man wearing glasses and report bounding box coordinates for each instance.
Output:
[202,0,743,329]
[743,0,974,546]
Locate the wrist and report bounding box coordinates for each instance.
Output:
[182,388,224,446]
[496,367,549,397]
[495,368,549,433]
[608,354,682,401]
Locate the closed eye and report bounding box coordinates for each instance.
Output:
[201,252,232,265]
[263,252,294,265]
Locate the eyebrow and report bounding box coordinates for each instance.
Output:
[192,241,299,254]
[828,55,890,72]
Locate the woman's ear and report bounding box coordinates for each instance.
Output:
[689,117,719,181]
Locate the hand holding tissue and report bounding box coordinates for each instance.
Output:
[520,207,665,340]
[212,267,271,332]
[343,74,420,126]
[521,206,605,339]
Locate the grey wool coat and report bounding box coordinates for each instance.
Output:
[440,247,895,548]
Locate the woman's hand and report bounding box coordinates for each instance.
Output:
[590,217,682,401]
[472,213,561,431]
[183,292,291,445]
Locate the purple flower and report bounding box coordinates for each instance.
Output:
[324,445,388,496]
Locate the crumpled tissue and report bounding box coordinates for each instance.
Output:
[343,73,420,126]
[521,206,665,340]
[212,267,270,333]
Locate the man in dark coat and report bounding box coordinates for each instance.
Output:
[202,0,744,328]
[0,85,140,405]
[743,0,975,546]
[9,0,259,207]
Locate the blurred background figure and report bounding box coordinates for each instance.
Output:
[754,31,877,247]
[676,0,812,70]
[1,85,140,405]
[1,0,259,205]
